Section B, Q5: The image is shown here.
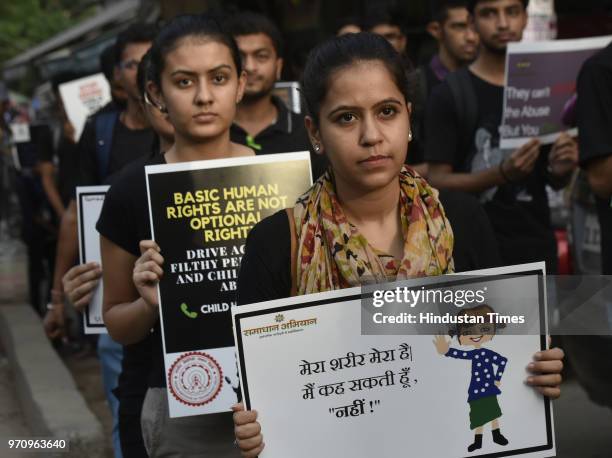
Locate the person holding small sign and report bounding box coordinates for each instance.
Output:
[424,0,578,273]
[229,32,565,458]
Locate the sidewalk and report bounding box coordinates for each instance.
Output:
[0,235,111,457]
[0,237,28,305]
[555,375,612,457]
[0,349,31,458]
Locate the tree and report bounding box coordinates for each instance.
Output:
[0,0,95,66]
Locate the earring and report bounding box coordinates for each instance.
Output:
[408,131,413,142]
[313,144,321,152]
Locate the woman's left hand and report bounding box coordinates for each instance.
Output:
[525,346,564,399]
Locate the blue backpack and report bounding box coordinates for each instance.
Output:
[94,110,119,181]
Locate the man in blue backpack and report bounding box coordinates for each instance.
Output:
[43,24,157,458]
[424,0,578,273]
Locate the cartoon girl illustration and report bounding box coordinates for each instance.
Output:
[434,304,509,453]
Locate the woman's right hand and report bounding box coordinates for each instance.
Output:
[232,403,264,457]
[133,240,164,309]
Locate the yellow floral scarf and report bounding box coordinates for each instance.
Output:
[293,166,454,295]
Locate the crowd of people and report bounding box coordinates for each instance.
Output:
[2,0,611,456]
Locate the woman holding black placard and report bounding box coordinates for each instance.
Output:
[98,14,252,457]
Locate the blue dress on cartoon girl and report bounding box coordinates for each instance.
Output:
[444,345,510,452]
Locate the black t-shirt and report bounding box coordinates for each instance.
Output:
[237,191,501,306]
[423,62,443,98]
[15,124,51,170]
[37,126,79,206]
[425,71,557,272]
[577,42,612,274]
[97,154,166,389]
[76,113,156,192]
[230,96,328,180]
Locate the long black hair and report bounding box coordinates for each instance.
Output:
[300,32,410,125]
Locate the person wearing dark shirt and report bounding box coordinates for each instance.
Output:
[424,1,479,96]
[409,0,479,170]
[37,76,81,220]
[226,11,326,179]
[61,53,174,458]
[99,15,252,457]
[578,42,612,275]
[572,40,612,411]
[43,24,157,458]
[12,123,57,314]
[230,33,564,458]
[425,0,578,273]
[44,25,157,336]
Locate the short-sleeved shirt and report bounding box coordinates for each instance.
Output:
[577,42,612,274]
[76,113,156,193]
[445,347,507,402]
[97,153,167,388]
[237,191,501,306]
[424,71,558,272]
[230,96,328,180]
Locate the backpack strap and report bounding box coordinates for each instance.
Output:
[445,68,479,169]
[285,207,298,297]
[94,110,119,181]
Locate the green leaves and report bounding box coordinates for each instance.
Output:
[0,0,92,66]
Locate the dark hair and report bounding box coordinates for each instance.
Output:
[467,0,529,13]
[450,304,506,341]
[429,0,469,23]
[301,33,409,125]
[149,14,242,89]
[136,49,152,101]
[224,11,284,57]
[362,6,406,34]
[114,23,158,64]
[100,44,117,82]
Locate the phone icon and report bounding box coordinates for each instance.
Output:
[180,302,198,319]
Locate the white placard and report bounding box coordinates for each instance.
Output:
[59,73,112,140]
[76,185,109,334]
[10,123,31,143]
[233,263,555,458]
